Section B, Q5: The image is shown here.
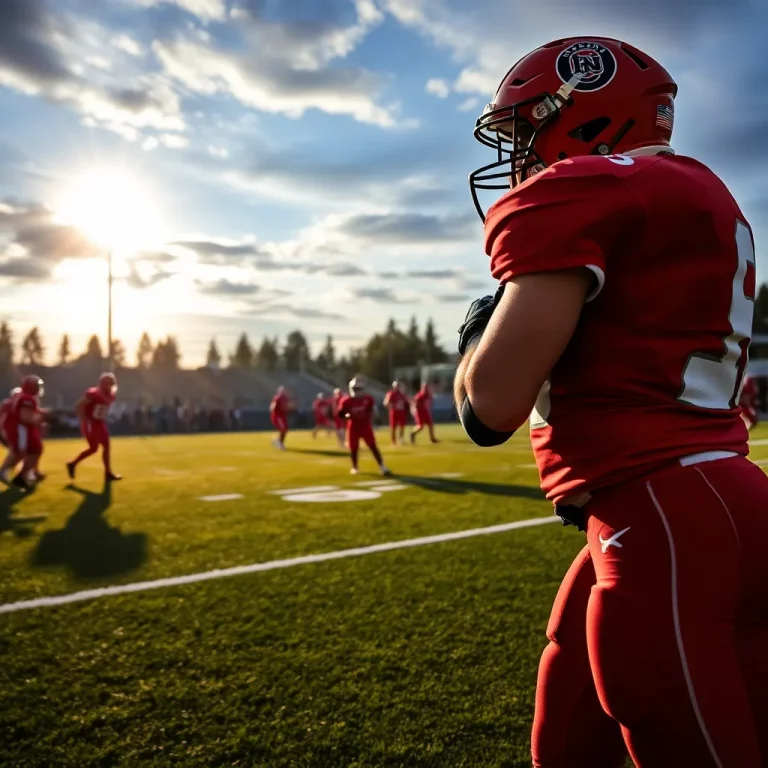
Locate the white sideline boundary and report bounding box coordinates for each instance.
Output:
[0,516,560,615]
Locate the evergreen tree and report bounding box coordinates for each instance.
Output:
[0,322,13,372]
[229,333,254,368]
[110,339,127,368]
[283,330,310,372]
[21,327,45,366]
[255,337,279,371]
[82,335,104,363]
[58,334,71,365]
[315,334,336,370]
[137,332,153,368]
[152,336,181,370]
[424,318,448,364]
[206,338,222,368]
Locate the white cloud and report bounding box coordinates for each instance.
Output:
[159,133,190,149]
[207,145,229,158]
[153,0,406,127]
[130,0,227,22]
[111,34,144,57]
[457,96,479,112]
[425,78,450,98]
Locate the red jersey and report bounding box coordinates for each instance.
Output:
[486,153,754,502]
[83,387,115,423]
[338,394,375,427]
[384,389,408,412]
[313,397,331,417]
[271,393,289,416]
[332,392,344,416]
[4,394,39,435]
[414,389,432,413]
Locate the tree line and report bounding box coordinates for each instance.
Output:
[0,316,451,385]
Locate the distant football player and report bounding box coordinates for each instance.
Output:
[312,392,333,438]
[384,380,409,445]
[331,387,345,447]
[739,373,760,431]
[66,373,121,482]
[1,375,47,490]
[0,387,21,482]
[410,383,437,444]
[270,385,292,450]
[454,36,768,766]
[337,376,390,476]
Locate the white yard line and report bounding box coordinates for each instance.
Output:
[199,494,244,502]
[0,516,560,615]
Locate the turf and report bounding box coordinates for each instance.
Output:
[1,424,766,766]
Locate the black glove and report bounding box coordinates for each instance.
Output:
[457,284,504,356]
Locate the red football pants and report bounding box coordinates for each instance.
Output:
[271,413,287,433]
[84,421,109,449]
[389,410,407,429]
[414,407,432,428]
[348,424,376,452]
[533,455,768,768]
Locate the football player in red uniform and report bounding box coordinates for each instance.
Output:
[2,375,47,490]
[337,376,390,476]
[739,373,760,431]
[0,387,21,481]
[383,380,409,445]
[312,392,333,438]
[410,383,437,444]
[454,37,768,767]
[66,373,121,482]
[331,387,345,447]
[270,385,292,450]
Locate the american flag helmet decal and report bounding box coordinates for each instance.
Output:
[656,103,674,132]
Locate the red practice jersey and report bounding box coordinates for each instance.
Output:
[4,394,39,435]
[338,394,375,428]
[83,388,115,423]
[384,389,408,412]
[271,393,289,416]
[486,153,754,502]
[313,397,331,417]
[740,375,759,412]
[332,392,344,416]
[414,389,432,413]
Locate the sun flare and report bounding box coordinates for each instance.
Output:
[56,167,163,252]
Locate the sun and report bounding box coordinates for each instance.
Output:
[56,167,163,252]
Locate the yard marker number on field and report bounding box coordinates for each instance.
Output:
[0,516,561,615]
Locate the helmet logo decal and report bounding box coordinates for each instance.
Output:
[556,42,617,92]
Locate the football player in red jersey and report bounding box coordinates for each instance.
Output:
[337,376,390,476]
[383,380,409,445]
[331,387,345,447]
[66,373,121,482]
[454,37,768,767]
[270,385,292,450]
[2,375,47,490]
[0,387,22,481]
[410,383,438,444]
[312,392,332,438]
[739,373,760,431]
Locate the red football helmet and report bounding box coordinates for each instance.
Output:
[21,375,43,397]
[9,387,21,397]
[470,37,678,220]
[99,372,117,396]
[349,376,365,395]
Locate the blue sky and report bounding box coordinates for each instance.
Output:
[0,0,766,366]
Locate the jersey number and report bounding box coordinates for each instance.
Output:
[92,404,109,420]
[679,221,755,410]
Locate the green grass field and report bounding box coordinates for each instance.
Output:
[2,424,767,767]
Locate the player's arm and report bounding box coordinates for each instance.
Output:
[455,270,592,439]
[383,392,391,407]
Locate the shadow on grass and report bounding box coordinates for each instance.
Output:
[393,475,545,500]
[31,481,147,579]
[0,486,47,538]
[289,447,346,457]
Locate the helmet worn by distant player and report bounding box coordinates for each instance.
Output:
[100,372,118,396]
[317,392,324,399]
[333,387,341,396]
[21,374,43,397]
[349,376,365,395]
[392,380,400,389]
[469,37,678,221]
[9,387,21,397]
